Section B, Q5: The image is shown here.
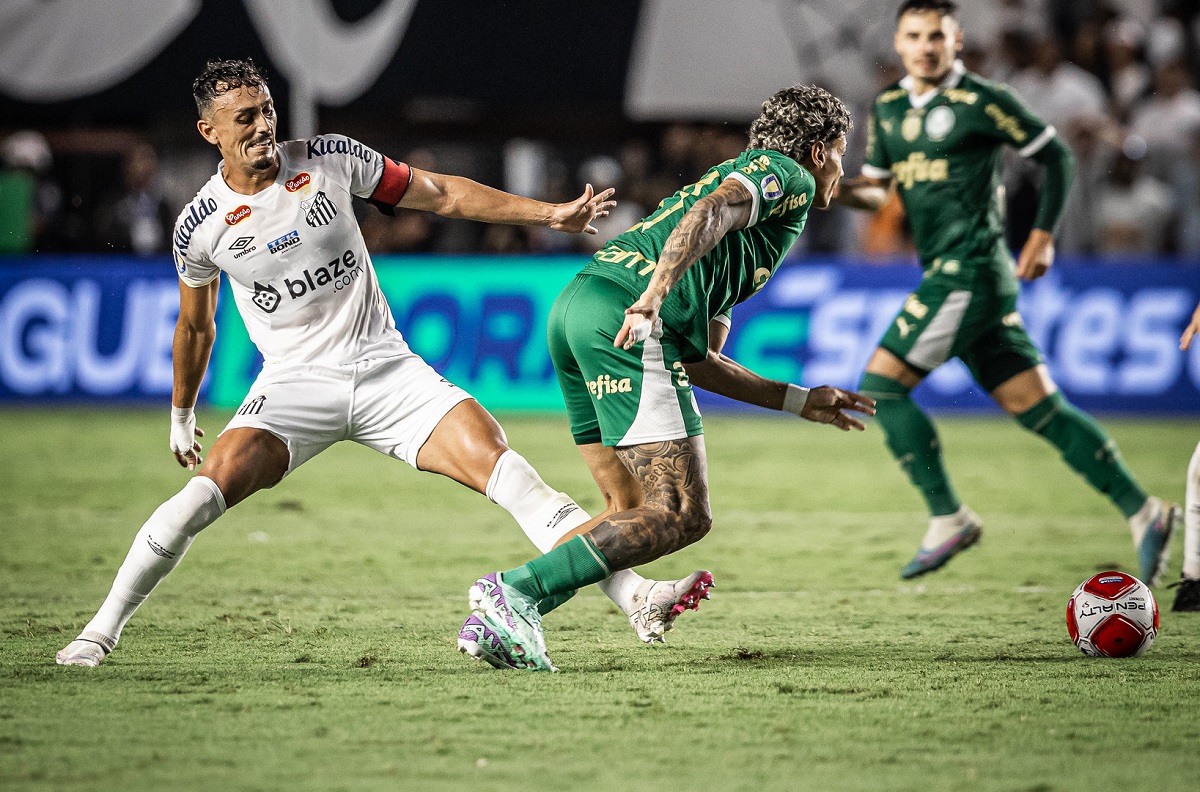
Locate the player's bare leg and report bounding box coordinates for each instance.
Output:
[859,348,981,578]
[571,443,713,643]
[56,428,288,666]
[993,365,1178,585]
[1170,442,1200,611]
[416,400,686,663]
[465,436,713,667]
[461,437,713,669]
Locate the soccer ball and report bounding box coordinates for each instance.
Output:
[1066,571,1158,658]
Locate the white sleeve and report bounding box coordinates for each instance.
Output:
[311,134,386,198]
[172,197,220,287]
[174,247,219,288]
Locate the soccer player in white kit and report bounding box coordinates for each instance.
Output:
[1175,301,1200,612]
[56,59,713,668]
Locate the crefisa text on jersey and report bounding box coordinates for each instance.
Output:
[173,197,218,254]
[282,249,362,298]
[305,136,373,165]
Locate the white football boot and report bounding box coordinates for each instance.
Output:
[55,631,115,667]
[627,570,714,644]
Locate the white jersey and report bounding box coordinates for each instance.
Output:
[171,135,413,367]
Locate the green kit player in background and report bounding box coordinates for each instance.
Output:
[457,84,876,670]
[837,0,1179,582]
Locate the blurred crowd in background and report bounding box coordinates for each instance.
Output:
[3,0,1200,262]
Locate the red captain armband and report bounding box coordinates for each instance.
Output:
[368,156,412,215]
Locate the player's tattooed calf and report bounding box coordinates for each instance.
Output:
[587,439,712,569]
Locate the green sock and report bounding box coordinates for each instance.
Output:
[537,589,577,616]
[860,372,960,517]
[1016,392,1147,518]
[502,535,611,603]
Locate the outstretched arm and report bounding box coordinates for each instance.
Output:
[398,168,615,234]
[614,178,753,349]
[835,174,892,211]
[170,278,219,469]
[684,320,877,431]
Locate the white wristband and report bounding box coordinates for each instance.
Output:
[170,405,197,457]
[781,383,810,416]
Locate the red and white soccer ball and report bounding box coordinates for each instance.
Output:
[1066,571,1158,658]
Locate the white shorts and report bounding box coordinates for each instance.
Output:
[222,353,472,475]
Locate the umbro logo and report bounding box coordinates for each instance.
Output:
[229,235,258,259]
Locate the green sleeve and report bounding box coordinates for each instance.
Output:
[725,150,811,227]
[863,106,891,173]
[980,84,1052,154]
[1030,135,1075,233]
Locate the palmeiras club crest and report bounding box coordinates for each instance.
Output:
[253,281,281,313]
[302,190,337,227]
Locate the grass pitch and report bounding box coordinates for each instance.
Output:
[1,408,1198,792]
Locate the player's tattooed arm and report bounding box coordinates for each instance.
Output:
[586,439,711,570]
[615,179,754,349]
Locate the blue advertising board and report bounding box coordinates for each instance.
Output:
[1,255,1197,414]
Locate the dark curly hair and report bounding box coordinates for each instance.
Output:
[747,85,852,162]
[192,58,269,117]
[897,0,958,20]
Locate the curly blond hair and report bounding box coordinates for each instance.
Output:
[747,85,852,161]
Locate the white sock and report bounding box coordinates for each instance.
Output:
[485,449,645,612]
[1184,443,1200,580]
[82,476,226,645]
[920,505,976,549]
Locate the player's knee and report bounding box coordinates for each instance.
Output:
[676,501,713,546]
[203,430,288,506]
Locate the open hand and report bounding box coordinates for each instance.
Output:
[799,386,877,431]
[549,183,617,235]
[170,408,205,470]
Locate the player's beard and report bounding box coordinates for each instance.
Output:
[249,145,276,171]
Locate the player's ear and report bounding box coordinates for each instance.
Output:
[197,117,218,146]
[807,140,827,169]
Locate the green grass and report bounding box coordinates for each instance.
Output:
[1,408,1197,792]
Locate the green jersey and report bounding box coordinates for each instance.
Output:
[581,148,815,362]
[863,62,1055,294]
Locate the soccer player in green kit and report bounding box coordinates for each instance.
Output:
[457,85,876,670]
[836,0,1179,581]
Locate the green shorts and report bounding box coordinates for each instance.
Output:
[548,274,704,447]
[878,271,1043,392]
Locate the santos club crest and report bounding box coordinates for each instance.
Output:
[302,191,337,227]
